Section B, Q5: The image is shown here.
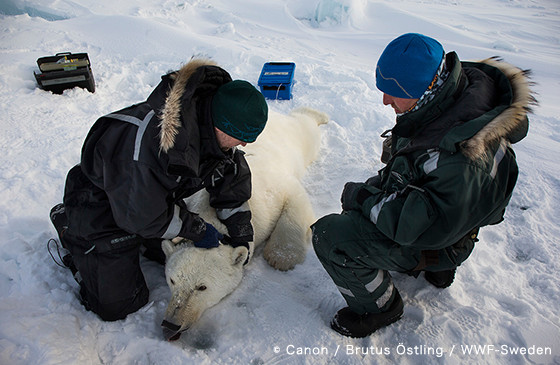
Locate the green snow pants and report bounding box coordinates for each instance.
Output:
[312,210,424,314]
[312,210,477,314]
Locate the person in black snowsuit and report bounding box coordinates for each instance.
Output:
[50,59,268,321]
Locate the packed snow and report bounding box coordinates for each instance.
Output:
[1,0,559,364]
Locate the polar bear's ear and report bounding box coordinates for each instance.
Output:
[162,239,182,258]
[231,246,249,267]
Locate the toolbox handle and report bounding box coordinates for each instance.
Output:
[267,62,294,66]
[55,52,72,56]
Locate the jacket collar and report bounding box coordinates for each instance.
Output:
[391,53,535,161]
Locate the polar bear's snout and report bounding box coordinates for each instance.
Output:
[162,243,248,341]
[161,290,202,341]
[161,319,184,342]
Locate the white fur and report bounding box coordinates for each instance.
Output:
[161,107,328,340]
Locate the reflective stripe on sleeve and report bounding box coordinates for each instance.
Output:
[162,205,183,239]
[369,192,397,224]
[216,201,250,221]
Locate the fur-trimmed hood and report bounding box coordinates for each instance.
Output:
[392,52,536,162]
[459,57,537,160]
[147,58,232,154]
[159,59,216,153]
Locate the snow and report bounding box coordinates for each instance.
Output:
[1,0,559,364]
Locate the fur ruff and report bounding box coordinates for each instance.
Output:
[459,57,537,161]
[159,58,217,153]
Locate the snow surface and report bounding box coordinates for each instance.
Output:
[1,0,559,364]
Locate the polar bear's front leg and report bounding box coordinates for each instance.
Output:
[263,180,315,271]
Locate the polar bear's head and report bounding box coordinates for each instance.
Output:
[160,239,249,341]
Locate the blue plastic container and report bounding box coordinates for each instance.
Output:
[258,62,295,100]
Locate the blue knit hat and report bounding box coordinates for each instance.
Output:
[212,80,268,143]
[376,33,444,99]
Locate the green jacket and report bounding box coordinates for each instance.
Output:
[357,52,533,251]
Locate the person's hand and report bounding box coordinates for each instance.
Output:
[193,223,223,249]
[365,174,381,187]
[341,182,373,211]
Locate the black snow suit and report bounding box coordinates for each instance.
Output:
[59,59,253,320]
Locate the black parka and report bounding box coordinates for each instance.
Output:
[63,59,252,244]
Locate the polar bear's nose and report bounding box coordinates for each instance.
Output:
[162,320,183,341]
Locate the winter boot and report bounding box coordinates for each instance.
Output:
[50,203,69,249]
[49,203,82,285]
[424,269,456,288]
[330,289,404,338]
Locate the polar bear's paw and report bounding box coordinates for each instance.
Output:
[262,237,308,271]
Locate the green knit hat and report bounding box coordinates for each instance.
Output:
[211,80,268,143]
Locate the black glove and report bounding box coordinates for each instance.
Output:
[341,182,374,211]
[221,210,253,243]
[365,174,381,188]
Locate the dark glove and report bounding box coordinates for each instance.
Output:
[365,174,381,188]
[341,182,374,211]
[193,223,223,249]
[221,211,254,243]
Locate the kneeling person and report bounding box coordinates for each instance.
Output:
[312,33,533,337]
[50,59,268,321]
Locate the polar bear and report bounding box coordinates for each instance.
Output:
[160,107,328,341]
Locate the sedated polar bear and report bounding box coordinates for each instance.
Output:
[160,107,328,341]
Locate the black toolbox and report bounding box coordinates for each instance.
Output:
[34,52,95,94]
